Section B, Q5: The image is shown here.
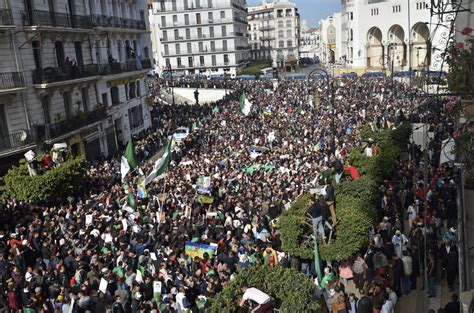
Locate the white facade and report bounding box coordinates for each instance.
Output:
[339,0,450,70]
[319,13,343,64]
[150,0,249,77]
[247,0,300,68]
[299,21,320,59]
[0,0,153,169]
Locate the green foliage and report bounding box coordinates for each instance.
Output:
[208,265,319,313]
[2,158,88,202]
[240,60,272,78]
[277,194,314,259]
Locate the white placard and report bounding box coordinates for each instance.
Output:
[24,150,35,162]
[122,219,128,231]
[150,252,157,261]
[153,281,162,295]
[85,215,93,226]
[99,278,108,293]
[136,270,143,283]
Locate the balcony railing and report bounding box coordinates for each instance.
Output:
[0,130,35,152]
[22,9,93,29]
[99,58,152,75]
[0,72,25,90]
[37,107,107,140]
[91,14,145,30]
[32,64,100,84]
[0,9,13,25]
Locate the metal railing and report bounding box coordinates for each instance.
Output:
[22,9,93,29]
[99,58,152,76]
[32,64,100,84]
[37,107,107,140]
[0,9,13,25]
[0,72,25,90]
[0,130,35,152]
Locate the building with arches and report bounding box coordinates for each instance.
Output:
[339,0,451,71]
[319,13,342,64]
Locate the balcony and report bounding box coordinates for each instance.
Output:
[22,10,93,29]
[260,26,274,31]
[0,130,35,153]
[32,64,100,85]
[99,59,152,76]
[37,107,107,141]
[0,72,26,91]
[0,9,13,26]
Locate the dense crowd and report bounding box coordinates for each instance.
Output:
[0,75,460,313]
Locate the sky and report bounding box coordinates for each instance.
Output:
[246,0,341,28]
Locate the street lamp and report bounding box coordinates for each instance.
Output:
[166,63,175,106]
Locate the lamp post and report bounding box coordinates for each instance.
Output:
[223,67,230,96]
[166,63,175,106]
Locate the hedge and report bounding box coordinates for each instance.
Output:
[208,265,319,312]
[2,158,88,202]
[278,123,412,261]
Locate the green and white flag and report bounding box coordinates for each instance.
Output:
[145,139,172,185]
[239,92,252,116]
[121,140,138,182]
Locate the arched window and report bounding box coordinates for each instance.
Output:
[287,40,292,47]
[286,30,292,38]
[278,20,284,28]
[278,30,284,38]
[286,20,292,27]
[279,40,284,48]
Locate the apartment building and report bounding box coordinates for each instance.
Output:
[150,0,249,77]
[299,20,320,59]
[247,0,300,69]
[0,0,153,173]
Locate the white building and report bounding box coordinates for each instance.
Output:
[150,0,249,77]
[0,0,153,172]
[319,13,343,64]
[339,0,450,71]
[299,20,320,60]
[247,0,300,69]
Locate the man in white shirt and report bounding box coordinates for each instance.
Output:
[239,286,273,313]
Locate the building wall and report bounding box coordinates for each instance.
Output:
[319,12,342,64]
[150,0,249,77]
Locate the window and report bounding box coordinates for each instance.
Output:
[278,20,284,28]
[279,40,284,48]
[210,41,215,51]
[196,0,201,8]
[184,0,189,9]
[220,11,225,19]
[350,29,353,41]
[286,30,291,38]
[41,95,51,124]
[287,40,292,47]
[208,12,213,22]
[211,55,216,66]
[188,57,193,67]
[187,43,192,53]
[117,40,123,61]
[81,87,90,112]
[162,30,168,41]
[209,26,214,38]
[129,81,136,99]
[184,14,189,25]
[128,105,144,130]
[224,54,229,64]
[164,44,169,55]
[221,26,226,36]
[175,43,180,54]
[174,29,179,40]
[111,86,120,105]
[144,47,149,59]
[63,91,72,118]
[371,8,379,15]
[208,0,212,8]
[185,28,191,39]
[200,56,205,66]
[286,20,291,27]
[102,92,108,107]
[199,42,204,52]
[392,5,401,12]
[177,57,182,67]
[165,58,170,67]
[278,30,284,38]
[196,13,201,24]
[198,27,203,38]
[136,81,141,97]
[171,0,177,10]
[32,41,42,70]
[222,40,227,51]
[172,15,177,25]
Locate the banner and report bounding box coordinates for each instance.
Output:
[197,195,214,204]
[197,176,211,194]
[184,242,217,259]
[248,146,270,153]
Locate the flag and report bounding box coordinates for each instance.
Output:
[239,92,252,116]
[197,195,214,204]
[213,106,219,113]
[120,156,130,182]
[126,193,136,209]
[184,242,217,259]
[124,140,138,168]
[145,139,172,185]
[137,177,148,199]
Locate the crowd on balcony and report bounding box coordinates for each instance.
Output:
[0,76,461,313]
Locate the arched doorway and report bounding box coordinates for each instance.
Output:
[388,24,406,68]
[367,27,383,68]
[412,22,431,68]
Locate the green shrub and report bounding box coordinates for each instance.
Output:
[208,265,319,312]
[2,158,88,202]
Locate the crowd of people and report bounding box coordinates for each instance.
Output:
[0,75,460,313]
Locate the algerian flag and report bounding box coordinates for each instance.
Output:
[145,139,172,185]
[239,92,252,116]
[121,140,138,182]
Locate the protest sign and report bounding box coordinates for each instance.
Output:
[184,241,217,259]
[197,176,211,194]
[99,278,108,293]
